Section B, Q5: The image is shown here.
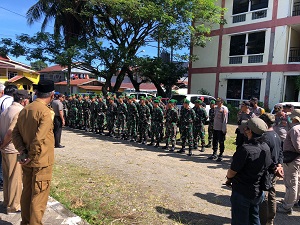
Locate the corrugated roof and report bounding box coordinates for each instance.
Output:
[39,65,66,73]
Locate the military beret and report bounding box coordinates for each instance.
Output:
[147,96,152,99]
[210,100,216,104]
[169,99,176,104]
[247,118,268,135]
[118,95,124,99]
[128,96,134,99]
[71,94,75,97]
[140,96,146,100]
[156,96,162,100]
[153,100,160,103]
[131,95,136,99]
[184,99,190,104]
[78,94,82,97]
[195,100,202,104]
[37,80,54,93]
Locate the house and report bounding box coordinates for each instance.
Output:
[189,0,300,108]
[55,79,104,94]
[39,65,93,83]
[0,56,39,92]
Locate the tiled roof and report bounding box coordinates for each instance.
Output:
[7,75,34,83]
[79,86,103,91]
[0,56,9,61]
[118,82,157,90]
[39,65,66,73]
[55,79,97,86]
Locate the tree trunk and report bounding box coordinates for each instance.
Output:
[165,85,172,98]
[112,65,127,92]
[67,63,72,94]
[127,69,140,92]
[151,79,166,97]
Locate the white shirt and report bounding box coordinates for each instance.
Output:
[0,95,14,114]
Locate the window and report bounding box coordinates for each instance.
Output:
[8,71,17,79]
[226,79,261,101]
[233,0,269,15]
[251,0,269,11]
[229,31,266,64]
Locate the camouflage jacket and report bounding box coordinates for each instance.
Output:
[152,107,164,123]
[165,108,178,124]
[90,101,98,115]
[138,104,151,123]
[128,102,138,119]
[193,106,208,125]
[96,101,107,115]
[180,107,195,125]
[107,102,117,117]
[117,102,128,116]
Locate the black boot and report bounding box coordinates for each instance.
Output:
[177,146,185,153]
[205,141,212,148]
[187,148,192,156]
[200,146,205,152]
[162,144,169,150]
[147,142,154,146]
[170,145,175,152]
[154,142,160,148]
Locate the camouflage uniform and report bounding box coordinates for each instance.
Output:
[69,97,78,128]
[179,107,195,154]
[127,101,139,141]
[138,103,151,144]
[82,98,92,131]
[164,107,178,150]
[90,98,98,132]
[207,107,215,147]
[116,102,128,138]
[150,105,164,146]
[77,98,84,129]
[96,99,107,134]
[106,100,117,136]
[193,105,208,151]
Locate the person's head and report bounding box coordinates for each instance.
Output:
[183,99,190,109]
[128,96,133,103]
[35,80,55,104]
[168,99,176,108]
[283,104,293,113]
[4,84,18,96]
[250,97,258,107]
[0,83,5,97]
[194,99,202,107]
[259,113,275,129]
[243,117,268,140]
[109,97,114,104]
[240,101,251,112]
[289,109,300,124]
[215,97,224,107]
[58,93,64,102]
[153,99,159,108]
[139,97,145,105]
[210,100,216,108]
[273,104,282,114]
[156,96,162,102]
[13,90,30,106]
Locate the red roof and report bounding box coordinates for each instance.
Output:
[8,75,23,82]
[55,79,96,86]
[119,83,157,90]
[39,65,66,73]
[0,56,9,61]
[79,86,103,91]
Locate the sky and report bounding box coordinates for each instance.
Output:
[0,0,188,66]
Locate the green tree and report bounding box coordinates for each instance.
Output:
[30,60,48,71]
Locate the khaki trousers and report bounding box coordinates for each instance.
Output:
[1,152,22,212]
[20,165,52,225]
[283,157,300,209]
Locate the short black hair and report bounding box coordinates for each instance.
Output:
[4,84,18,96]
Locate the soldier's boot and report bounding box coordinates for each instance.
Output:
[177,146,185,153]
[187,148,193,156]
[105,132,111,136]
[162,144,169,150]
[200,145,205,152]
[170,144,175,152]
[142,138,147,145]
[193,143,198,150]
[205,141,212,148]
[154,141,160,148]
[216,154,223,162]
[147,141,154,146]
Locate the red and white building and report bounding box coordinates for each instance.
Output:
[189,0,300,108]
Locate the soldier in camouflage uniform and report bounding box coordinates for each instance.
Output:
[138,97,151,144]
[66,95,72,126]
[77,95,84,129]
[178,99,195,156]
[193,100,208,152]
[82,95,92,131]
[69,94,78,128]
[206,100,215,148]
[106,96,117,137]
[146,96,153,138]
[157,96,166,139]
[116,95,128,139]
[148,99,164,147]
[127,96,139,142]
[96,95,107,135]
[163,99,178,151]
[132,95,140,133]
[90,96,98,132]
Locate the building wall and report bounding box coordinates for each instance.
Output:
[190,73,216,96]
[272,26,289,64]
[268,72,284,108]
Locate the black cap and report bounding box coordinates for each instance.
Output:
[37,80,54,93]
[241,101,250,107]
[14,90,29,99]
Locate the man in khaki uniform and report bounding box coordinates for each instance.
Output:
[0,90,29,214]
[12,80,55,225]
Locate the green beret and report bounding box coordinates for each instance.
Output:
[156,96,162,100]
[210,100,216,104]
[147,96,152,99]
[195,100,202,104]
[153,100,160,103]
[71,94,75,97]
[140,96,146,100]
[118,95,124,99]
[169,99,176,104]
[78,94,82,97]
[131,95,136,99]
[183,99,190,104]
[128,96,134,99]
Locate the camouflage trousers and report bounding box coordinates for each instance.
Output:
[138,121,149,142]
[106,116,116,134]
[77,110,84,128]
[127,117,137,140]
[165,122,177,146]
[181,124,194,148]
[116,114,127,136]
[97,113,105,133]
[90,113,97,131]
[83,110,91,130]
[151,121,163,143]
[69,108,78,128]
[193,124,205,147]
[207,122,214,142]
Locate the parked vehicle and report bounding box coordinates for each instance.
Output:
[271,102,300,114]
[171,94,216,120]
[128,92,156,101]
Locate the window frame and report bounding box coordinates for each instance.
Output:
[226,79,261,102]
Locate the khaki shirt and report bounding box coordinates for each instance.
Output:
[12,99,55,167]
[0,102,23,154]
[283,123,300,154]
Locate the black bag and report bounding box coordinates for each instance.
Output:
[260,168,273,191]
[283,151,300,163]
